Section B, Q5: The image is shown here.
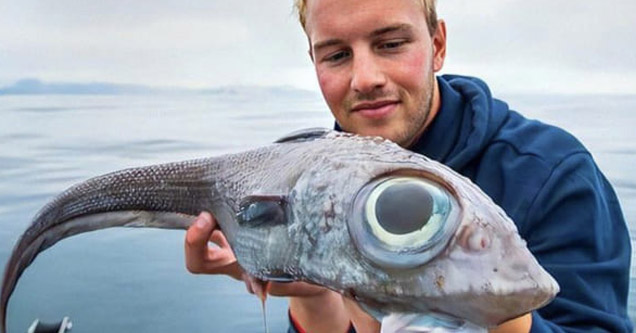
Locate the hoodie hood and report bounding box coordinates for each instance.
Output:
[412,74,509,171]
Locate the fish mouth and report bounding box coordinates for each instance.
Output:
[242,272,296,302]
[260,273,295,283]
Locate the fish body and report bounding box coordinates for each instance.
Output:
[1,128,559,332]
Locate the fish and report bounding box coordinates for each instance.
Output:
[1,128,559,332]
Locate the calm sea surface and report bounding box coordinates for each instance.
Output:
[1,93,635,332]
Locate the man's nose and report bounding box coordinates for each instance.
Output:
[350,51,386,94]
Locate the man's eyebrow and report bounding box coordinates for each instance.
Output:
[312,39,344,53]
[370,23,413,37]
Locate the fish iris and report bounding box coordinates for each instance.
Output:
[364,177,453,250]
[375,183,433,235]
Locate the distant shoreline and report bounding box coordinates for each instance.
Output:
[0,78,318,97]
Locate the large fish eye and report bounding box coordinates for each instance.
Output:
[349,176,460,268]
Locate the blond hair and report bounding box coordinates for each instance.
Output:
[294,0,438,36]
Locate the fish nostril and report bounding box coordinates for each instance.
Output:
[467,229,491,252]
[458,225,491,252]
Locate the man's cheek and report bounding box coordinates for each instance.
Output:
[317,71,347,106]
[402,53,429,83]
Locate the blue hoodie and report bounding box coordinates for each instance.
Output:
[409,74,632,332]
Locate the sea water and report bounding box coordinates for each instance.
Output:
[0,92,634,331]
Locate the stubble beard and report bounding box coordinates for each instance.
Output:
[338,72,435,148]
[393,72,434,148]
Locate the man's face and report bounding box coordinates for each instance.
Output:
[304,0,446,147]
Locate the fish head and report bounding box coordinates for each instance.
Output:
[230,131,559,327]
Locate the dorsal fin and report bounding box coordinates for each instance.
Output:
[274,128,332,143]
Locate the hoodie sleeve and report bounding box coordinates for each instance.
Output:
[521,152,632,332]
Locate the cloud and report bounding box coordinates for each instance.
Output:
[437,0,636,93]
[0,0,314,89]
[0,1,634,93]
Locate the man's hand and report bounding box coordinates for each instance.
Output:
[184,212,351,331]
[489,313,531,333]
[184,211,243,280]
[184,212,330,293]
[342,296,382,332]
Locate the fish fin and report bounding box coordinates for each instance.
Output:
[274,128,332,143]
[237,195,287,227]
[380,313,487,333]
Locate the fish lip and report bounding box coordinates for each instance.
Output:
[350,99,400,112]
[261,273,295,283]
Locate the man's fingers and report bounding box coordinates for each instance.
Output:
[206,246,236,264]
[185,212,215,273]
[185,212,214,248]
[242,273,255,294]
[210,229,231,248]
[184,211,241,278]
[342,297,381,332]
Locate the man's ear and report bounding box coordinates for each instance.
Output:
[432,20,447,72]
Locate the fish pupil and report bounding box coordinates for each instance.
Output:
[375,183,433,235]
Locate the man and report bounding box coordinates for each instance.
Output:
[185,0,633,331]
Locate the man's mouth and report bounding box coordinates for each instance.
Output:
[351,100,400,119]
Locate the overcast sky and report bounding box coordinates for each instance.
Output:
[1,1,635,94]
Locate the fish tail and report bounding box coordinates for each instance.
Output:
[1,157,221,332]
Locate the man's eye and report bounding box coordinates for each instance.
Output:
[378,40,406,50]
[324,50,351,63]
